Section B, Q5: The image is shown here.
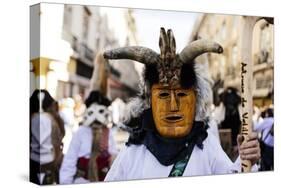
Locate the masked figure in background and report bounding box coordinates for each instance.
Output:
[30,89,65,185]
[59,53,118,184]
[212,87,242,159]
[103,28,260,181]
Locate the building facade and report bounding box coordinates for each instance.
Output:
[189,14,274,107]
[30,3,141,102]
[61,4,119,100]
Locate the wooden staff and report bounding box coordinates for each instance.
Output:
[240,16,273,172]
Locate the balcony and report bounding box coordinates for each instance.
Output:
[71,37,94,66]
[80,43,94,63]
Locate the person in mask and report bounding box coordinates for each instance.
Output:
[102,28,260,181]
[59,53,118,184]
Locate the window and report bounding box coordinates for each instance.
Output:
[232,17,238,36]
[63,5,72,31]
[259,22,273,64]
[82,7,91,41]
[260,24,271,51]
[232,45,238,65]
[221,21,227,41]
[256,75,273,89]
[220,55,226,77]
[232,17,238,29]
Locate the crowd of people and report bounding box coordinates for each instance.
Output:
[30,52,120,185]
[211,87,274,170]
[30,28,273,185]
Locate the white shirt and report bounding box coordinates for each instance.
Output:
[212,103,242,126]
[105,132,257,181]
[30,112,54,164]
[60,125,118,184]
[207,119,220,141]
[254,117,274,147]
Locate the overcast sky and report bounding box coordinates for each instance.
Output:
[101,7,200,52]
[133,8,200,52]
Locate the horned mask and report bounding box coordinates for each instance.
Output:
[104,28,223,138]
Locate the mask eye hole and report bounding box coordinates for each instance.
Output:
[177,92,188,97]
[99,109,104,113]
[159,91,170,98]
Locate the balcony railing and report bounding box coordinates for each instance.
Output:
[71,37,94,65]
[80,43,94,62]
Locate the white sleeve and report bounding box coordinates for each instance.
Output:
[206,134,235,174]
[108,129,118,156]
[254,118,273,132]
[207,134,258,174]
[231,157,258,173]
[59,129,81,184]
[104,146,128,181]
[207,119,220,141]
[253,119,265,132]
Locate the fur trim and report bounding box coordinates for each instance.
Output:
[122,97,148,124]
[194,63,213,121]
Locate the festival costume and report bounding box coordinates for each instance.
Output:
[59,124,117,184]
[60,53,118,184]
[103,28,257,181]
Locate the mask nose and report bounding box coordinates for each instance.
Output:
[170,90,179,111]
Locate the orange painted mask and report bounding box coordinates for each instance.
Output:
[151,83,196,138]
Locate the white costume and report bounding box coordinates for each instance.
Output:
[103,29,260,182]
[31,113,54,164]
[30,112,54,184]
[207,118,220,141]
[60,125,118,184]
[254,117,274,147]
[105,132,257,181]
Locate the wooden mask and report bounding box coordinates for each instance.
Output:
[151,83,196,138]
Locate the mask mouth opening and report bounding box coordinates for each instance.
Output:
[163,115,183,122]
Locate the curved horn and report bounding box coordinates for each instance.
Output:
[167,29,176,57]
[179,39,223,63]
[103,46,160,65]
[159,27,168,59]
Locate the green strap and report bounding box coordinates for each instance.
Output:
[169,142,195,177]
